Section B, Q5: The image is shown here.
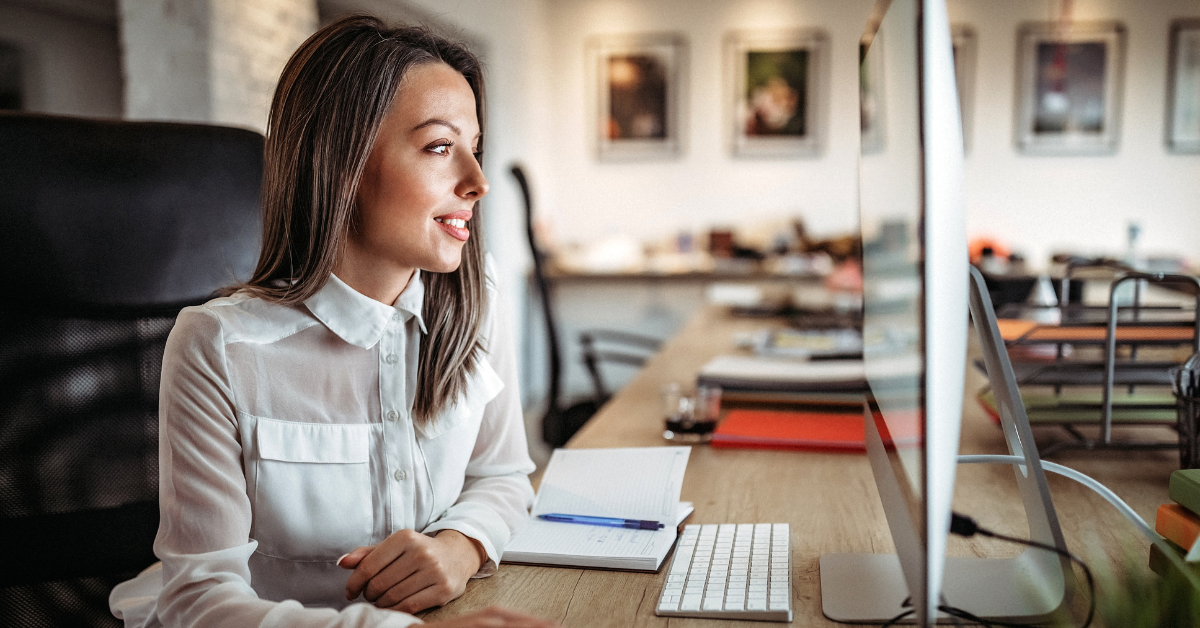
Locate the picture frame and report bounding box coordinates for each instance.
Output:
[1167,20,1200,153]
[859,35,885,155]
[725,29,828,158]
[1015,21,1125,155]
[586,33,686,161]
[951,25,976,153]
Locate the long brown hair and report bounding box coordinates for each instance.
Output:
[235,15,489,424]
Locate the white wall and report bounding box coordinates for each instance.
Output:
[0,1,123,117]
[949,0,1200,268]
[119,0,317,132]
[540,0,875,247]
[533,0,1200,269]
[209,0,318,131]
[119,0,211,122]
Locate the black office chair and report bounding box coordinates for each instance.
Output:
[0,113,262,627]
[579,329,661,404]
[510,164,660,448]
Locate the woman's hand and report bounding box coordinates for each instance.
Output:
[339,529,486,613]
[422,606,560,628]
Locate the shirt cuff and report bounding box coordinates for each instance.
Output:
[423,516,501,578]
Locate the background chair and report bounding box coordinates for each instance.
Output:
[0,113,262,627]
[510,164,661,448]
[579,329,661,405]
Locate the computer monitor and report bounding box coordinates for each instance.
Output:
[819,0,1074,625]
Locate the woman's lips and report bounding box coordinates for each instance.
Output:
[434,212,470,241]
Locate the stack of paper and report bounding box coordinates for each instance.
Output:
[502,447,692,571]
[697,355,866,406]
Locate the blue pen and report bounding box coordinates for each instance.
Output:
[539,513,664,530]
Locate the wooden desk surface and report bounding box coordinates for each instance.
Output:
[423,307,1179,626]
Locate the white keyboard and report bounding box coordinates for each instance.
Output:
[655,523,792,622]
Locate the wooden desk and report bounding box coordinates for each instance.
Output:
[425,307,1178,626]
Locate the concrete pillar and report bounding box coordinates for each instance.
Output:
[118,0,317,132]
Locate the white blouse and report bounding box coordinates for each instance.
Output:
[109,262,536,628]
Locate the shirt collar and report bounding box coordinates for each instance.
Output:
[305,271,427,349]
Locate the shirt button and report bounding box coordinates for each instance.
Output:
[386,410,398,422]
[392,311,402,321]
[384,353,398,364]
[394,469,407,481]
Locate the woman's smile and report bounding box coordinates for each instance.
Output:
[434,209,472,241]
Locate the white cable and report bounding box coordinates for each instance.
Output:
[958,454,1162,544]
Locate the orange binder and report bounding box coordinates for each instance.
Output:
[711,409,920,452]
[1156,503,1200,552]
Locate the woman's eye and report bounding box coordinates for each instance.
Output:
[428,141,453,155]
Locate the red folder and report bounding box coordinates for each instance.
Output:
[711,408,921,452]
[712,409,862,452]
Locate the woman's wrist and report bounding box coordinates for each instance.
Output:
[434,529,488,575]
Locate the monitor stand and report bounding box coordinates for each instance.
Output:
[820,267,1075,625]
[820,551,1066,624]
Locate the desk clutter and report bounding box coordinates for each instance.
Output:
[677,323,869,451]
[976,264,1199,464]
[545,218,860,279]
[1152,470,1200,577]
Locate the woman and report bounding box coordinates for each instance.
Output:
[110,16,556,628]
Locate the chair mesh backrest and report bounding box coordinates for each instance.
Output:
[0,113,262,628]
[1,315,169,517]
[0,315,171,628]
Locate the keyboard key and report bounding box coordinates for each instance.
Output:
[770,600,789,611]
[680,595,702,611]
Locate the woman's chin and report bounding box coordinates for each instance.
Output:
[422,256,464,275]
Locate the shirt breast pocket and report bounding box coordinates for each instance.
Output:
[252,418,374,561]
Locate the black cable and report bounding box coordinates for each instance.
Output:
[876,514,1096,627]
[946,512,1095,628]
[880,608,913,627]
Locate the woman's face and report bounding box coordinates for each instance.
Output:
[350,62,488,279]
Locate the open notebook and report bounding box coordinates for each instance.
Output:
[502,447,692,571]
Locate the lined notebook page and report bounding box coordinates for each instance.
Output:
[507,520,666,558]
[532,447,690,522]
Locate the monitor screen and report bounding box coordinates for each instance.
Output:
[859,0,966,623]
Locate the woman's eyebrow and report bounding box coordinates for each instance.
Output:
[412,118,462,135]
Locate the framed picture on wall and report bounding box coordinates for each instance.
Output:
[859,36,885,155]
[587,33,686,161]
[725,29,828,158]
[1167,20,1200,153]
[951,25,976,153]
[1015,21,1125,155]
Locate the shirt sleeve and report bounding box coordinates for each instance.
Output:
[151,307,422,628]
[422,257,537,575]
